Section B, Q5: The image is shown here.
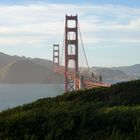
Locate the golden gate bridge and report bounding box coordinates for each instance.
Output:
[53,15,111,92]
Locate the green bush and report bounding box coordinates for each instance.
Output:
[0,80,140,139]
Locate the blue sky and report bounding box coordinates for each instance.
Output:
[0,0,140,7]
[0,0,140,67]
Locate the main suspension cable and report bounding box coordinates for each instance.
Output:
[78,21,91,75]
[60,28,65,66]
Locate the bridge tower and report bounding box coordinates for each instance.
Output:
[53,44,59,70]
[65,15,78,92]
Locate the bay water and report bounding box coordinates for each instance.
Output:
[0,84,64,112]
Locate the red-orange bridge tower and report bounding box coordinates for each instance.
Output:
[53,15,111,93]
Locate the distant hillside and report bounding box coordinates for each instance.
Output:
[0,52,63,84]
[112,64,140,77]
[0,80,140,139]
[0,52,139,84]
[0,52,54,70]
[91,65,139,83]
[0,52,22,69]
[0,59,63,83]
[94,67,127,78]
[31,58,53,70]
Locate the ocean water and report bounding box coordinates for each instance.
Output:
[0,84,64,112]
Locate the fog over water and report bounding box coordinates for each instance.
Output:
[0,84,64,112]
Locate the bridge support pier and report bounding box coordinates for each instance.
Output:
[79,75,85,90]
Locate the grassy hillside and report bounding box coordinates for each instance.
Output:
[0,80,140,140]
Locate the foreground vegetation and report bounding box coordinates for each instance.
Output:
[0,80,140,140]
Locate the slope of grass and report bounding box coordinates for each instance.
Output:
[0,80,140,140]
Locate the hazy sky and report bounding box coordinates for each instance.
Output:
[0,0,140,67]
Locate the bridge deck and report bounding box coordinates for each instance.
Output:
[54,66,111,90]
